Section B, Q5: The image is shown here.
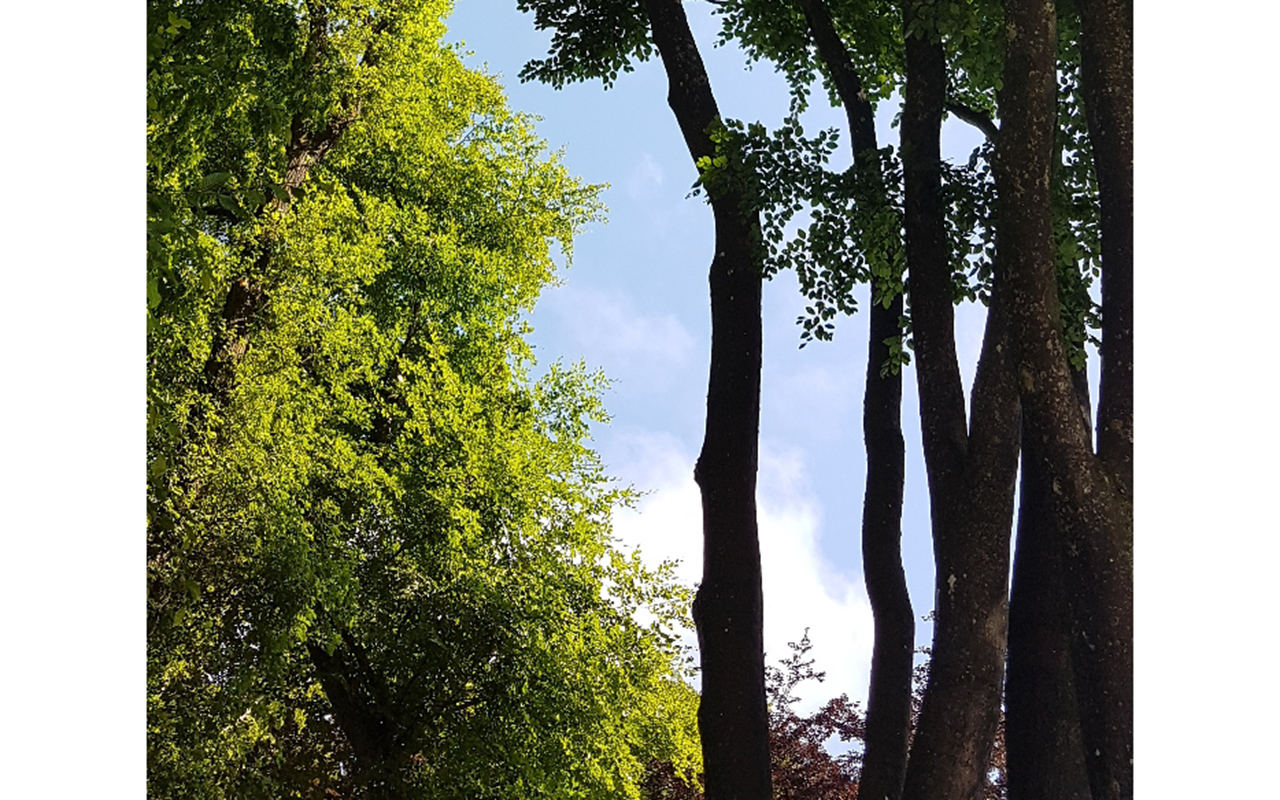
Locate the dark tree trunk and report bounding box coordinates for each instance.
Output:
[641,1,772,798]
[1076,0,1132,492]
[896,6,1022,799]
[792,3,913,798]
[1065,0,1134,796]
[306,634,409,798]
[994,0,1132,797]
[858,287,914,800]
[1005,372,1093,800]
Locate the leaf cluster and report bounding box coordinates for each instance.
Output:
[516,0,654,89]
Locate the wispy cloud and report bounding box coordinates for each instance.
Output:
[625,152,666,199]
[610,432,874,713]
[764,362,859,442]
[545,286,696,374]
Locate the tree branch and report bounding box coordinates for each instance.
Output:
[944,101,999,140]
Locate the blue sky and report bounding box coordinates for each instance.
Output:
[443,0,1003,712]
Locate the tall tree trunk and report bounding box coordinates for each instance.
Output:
[858,288,914,800]
[995,0,1132,797]
[1005,370,1093,800]
[792,2,913,798]
[1076,0,1132,492]
[641,1,772,798]
[897,5,1022,798]
[1066,0,1134,795]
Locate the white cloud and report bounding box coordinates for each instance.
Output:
[764,362,859,442]
[625,152,665,199]
[610,432,875,714]
[546,286,696,373]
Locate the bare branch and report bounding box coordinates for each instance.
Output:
[944,101,999,140]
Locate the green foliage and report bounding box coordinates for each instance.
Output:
[708,0,1101,366]
[685,109,905,348]
[516,0,653,89]
[147,2,699,797]
[714,0,904,112]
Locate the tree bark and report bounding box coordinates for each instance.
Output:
[306,633,409,798]
[1005,370,1093,800]
[1076,0,1132,492]
[896,5,1022,798]
[1064,0,1134,796]
[641,1,772,798]
[994,0,1132,797]
[791,3,913,799]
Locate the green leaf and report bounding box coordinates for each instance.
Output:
[217,194,246,218]
[201,172,231,191]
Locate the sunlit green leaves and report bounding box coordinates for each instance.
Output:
[147,2,693,797]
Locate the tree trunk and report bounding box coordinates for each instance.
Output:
[306,634,409,798]
[641,1,772,798]
[858,288,914,800]
[1005,372,1092,800]
[994,0,1132,797]
[896,7,1022,799]
[1066,0,1134,795]
[791,3,914,798]
[1076,0,1132,492]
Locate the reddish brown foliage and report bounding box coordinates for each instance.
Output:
[643,632,1007,800]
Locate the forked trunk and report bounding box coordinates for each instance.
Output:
[995,0,1132,796]
[896,6,1021,798]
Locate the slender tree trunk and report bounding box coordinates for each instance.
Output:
[791,3,913,798]
[896,6,1022,798]
[1067,0,1134,795]
[996,1,1132,798]
[641,1,772,797]
[1005,372,1092,800]
[858,288,914,800]
[1076,0,1132,492]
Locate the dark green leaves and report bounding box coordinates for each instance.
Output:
[517,0,654,89]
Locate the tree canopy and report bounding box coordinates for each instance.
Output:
[146,1,700,796]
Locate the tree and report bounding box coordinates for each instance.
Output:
[519,2,774,797]
[996,0,1132,796]
[780,4,915,799]
[146,1,701,796]
[705,0,1129,795]
[715,0,1020,795]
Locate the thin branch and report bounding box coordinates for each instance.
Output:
[944,101,999,140]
